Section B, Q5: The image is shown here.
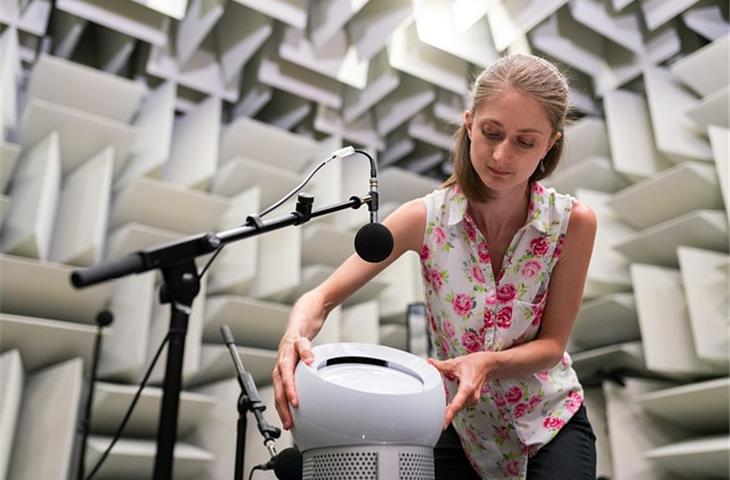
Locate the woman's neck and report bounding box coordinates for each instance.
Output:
[469,182,531,239]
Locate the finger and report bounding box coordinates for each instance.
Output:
[444,388,471,429]
[427,357,452,373]
[429,358,458,382]
[272,368,293,429]
[278,354,300,408]
[296,338,315,366]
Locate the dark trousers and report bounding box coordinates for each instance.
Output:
[434,405,597,479]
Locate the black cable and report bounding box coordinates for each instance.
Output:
[83,332,171,480]
[355,149,377,178]
[248,465,263,480]
[197,152,336,280]
[197,149,375,280]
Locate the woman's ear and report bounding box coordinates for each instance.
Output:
[546,131,562,155]
[464,110,473,140]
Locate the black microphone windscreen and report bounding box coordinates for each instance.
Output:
[95,310,114,328]
[273,447,303,480]
[354,223,394,263]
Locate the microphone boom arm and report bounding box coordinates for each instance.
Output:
[72,193,374,289]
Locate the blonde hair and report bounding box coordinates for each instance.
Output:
[444,54,570,202]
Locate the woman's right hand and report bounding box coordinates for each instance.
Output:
[273,332,315,430]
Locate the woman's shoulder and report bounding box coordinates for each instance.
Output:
[536,184,589,222]
[532,184,596,242]
[423,185,455,202]
[538,183,572,207]
[421,185,462,215]
[566,199,597,233]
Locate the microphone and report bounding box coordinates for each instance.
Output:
[352,150,394,263]
[354,223,393,263]
[258,447,303,480]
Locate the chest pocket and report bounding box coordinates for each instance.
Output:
[492,296,547,350]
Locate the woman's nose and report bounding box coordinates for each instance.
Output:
[493,139,511,160]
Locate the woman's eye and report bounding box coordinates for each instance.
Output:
[517,140,534,148]
[484,131,501,139]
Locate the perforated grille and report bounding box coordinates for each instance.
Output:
[302,451,378,480]
[399,452,434,480]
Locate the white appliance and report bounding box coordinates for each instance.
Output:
[291,343,445,480]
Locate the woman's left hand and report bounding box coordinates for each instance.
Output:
[428,352,497,429]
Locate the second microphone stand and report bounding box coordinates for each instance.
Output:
[220,325,280,480]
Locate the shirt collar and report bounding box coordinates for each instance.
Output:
[446,182,550,234]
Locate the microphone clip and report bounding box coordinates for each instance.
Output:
[293,193,314,225]
[368,177,379,223]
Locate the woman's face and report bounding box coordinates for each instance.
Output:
[464,88,560,193]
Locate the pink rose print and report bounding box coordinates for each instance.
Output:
[463,219,477,242]
[496,283,517,302]
[566,390,583,413]
[536,369,549,381]
[506,386,523,404]
[543,416,566,430]
[471,264,486,284]
[451,293,475,317]
[430,269,444,291]
[530,236,550,256]
[505,460,521,476]
[495,306,512,329]
[534,291,546,304]
[480,382,491,395]
[553,233,565,259]
[428,311,437,331]
[561,352,570,368]
[485,291,498,305]
[420,244,430,260]
[483,309,495,329]
[461,329,483,353]
[438,340,449,359]
[477,242,490,263]
[528,395,542,409]
[442,319,456,339]
[433,226,446,245]
[514,403,528,418]
[493,392,507,407]
[531,304,544,326]
[521,259,541,279]
[533,182,544,195]
[422,268,431,282]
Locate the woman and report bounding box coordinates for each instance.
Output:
[273,54,598,479]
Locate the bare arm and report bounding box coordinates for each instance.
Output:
[286,198,427,340]
[430,200,597,426]
[274,198,427,428]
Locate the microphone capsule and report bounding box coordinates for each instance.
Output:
[354,223,394,263]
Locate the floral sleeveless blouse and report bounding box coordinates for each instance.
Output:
[420,182,584,479]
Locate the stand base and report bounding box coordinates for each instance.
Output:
[302,445,434,480]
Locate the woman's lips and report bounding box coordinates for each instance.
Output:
[488,166,511,176]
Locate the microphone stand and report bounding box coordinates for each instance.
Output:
[76,310,114,480]
[70,193,373,480]
[220,325,280,480]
